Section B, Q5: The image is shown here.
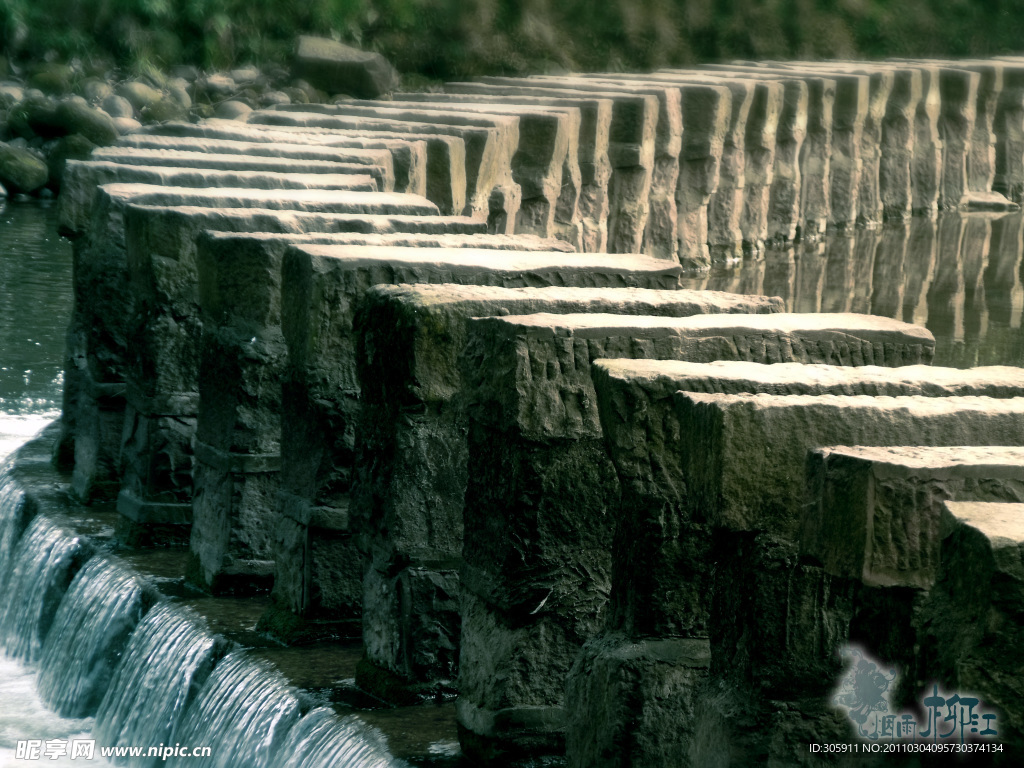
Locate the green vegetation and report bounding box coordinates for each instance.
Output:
[3,0,1024,79]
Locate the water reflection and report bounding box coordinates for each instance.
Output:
[681,212,1024,369]
[0,201,73,416]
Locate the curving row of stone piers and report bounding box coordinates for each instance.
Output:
[52,56,1024,766]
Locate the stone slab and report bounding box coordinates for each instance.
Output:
[91,146,394,191]
[348,284,781,686]
[803,445,1024,589]
[59,160,379,237]
[128,120,424,196]
[250,107,506,221]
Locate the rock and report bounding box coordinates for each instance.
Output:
[10,92,64,139]
[79,78,113,104]
[112,117,142,135]
[0,141,49,192]
[190,104,215,120]
[293,35,399,99]
[230,66,260,85]
[47,133,98,188]
[199,73,236,97]
[116,81,163,112]
[141,97,189,124]
[166,84,191,109]
[0,180,6,198]
[101,94,134,119]
[0,83,24,109]
[56,100,119,146]
[261,90,291,107]
[280,86,309,104]
[29,63,74,95]
[214,100,252,120]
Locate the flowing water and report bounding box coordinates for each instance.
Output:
[2,197,1024,767]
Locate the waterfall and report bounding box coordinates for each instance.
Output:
[279,706,396,768]
[165,651,301,768]
[94,603,224,766]
[0,514,87,662]
[36,557,150,718]
[0,464,28,578]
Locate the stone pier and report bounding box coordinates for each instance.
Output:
[350,286,781,703]
[271,245,683,643]
[456,313,932,761]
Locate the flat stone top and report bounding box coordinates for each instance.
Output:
[99,183,437,213]
[127,203,482,230]
[942,501,1024,544]
[816,445,1024,472]
[483,311,933,342]
[269,103,521,129]
[93,147,386,171]
[366,284,783,314]
[594,359,1023,393]
[289,244,682,275]
[73,161,377,188]
[106,139,391,163]
[678,392,1024,418]
[203,231,572,251]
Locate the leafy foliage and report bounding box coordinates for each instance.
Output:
[2,0,1024,77]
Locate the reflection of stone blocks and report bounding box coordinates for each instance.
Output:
[803,445,1024,589]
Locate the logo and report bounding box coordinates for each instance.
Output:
[832,646,999,744]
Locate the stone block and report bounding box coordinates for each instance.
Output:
[189,230,575,593]
[679,393,1024,539]
[475,76,660,254]
[804,445,1024,589]
[442,84,615,253]
[92,146,395,191]
[920,501,1024,749]
[59,160,379,238]
[293,35,399,99]
[384,96,582,245]
[456,313,932,758]
[123,122,424,196]
[251,106,507,222]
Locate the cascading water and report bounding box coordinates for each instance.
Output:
[94,603,224,766]
[36,557,151,718]
[0,514,87,662]
[0,465,28,578]
[279,707,394,768]
[165,651,302,768]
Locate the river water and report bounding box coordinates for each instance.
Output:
[0,200,1022,766]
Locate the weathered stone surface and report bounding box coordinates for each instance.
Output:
[399,91,598,250]
[92,146,394,191]
[680,393,1024,538]
[936,67,981,208]
[993,61,1024,202]
[60,161,379,235]
[0,141,48,193]
[294,35,399,99]
[55,100,119,146]
[457,313,932,759]
[705,64,838,238]
[803,445,1024,589]
[351,284,780,689]
[565,634,711,768]
[570,74,684,261]
[123,122,424,196]
[385,96,582,245]
[920,500,1024,751]
[475,76,659,254]
[251,107,505,221]
[443,84,615,253]
[190,230,578,593]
